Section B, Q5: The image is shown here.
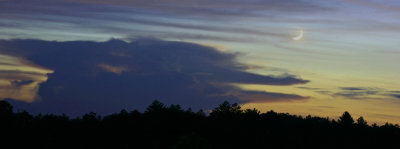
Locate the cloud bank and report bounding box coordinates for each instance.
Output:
[0,39,308,116]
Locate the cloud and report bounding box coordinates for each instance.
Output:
[332,87,381,98]
[0,39,308,116]
[392,95,400,99]
[297,86,321,90]
[0,54,52,102]
[237,90,309,103]
[10,80,34,87]
[387,91,400,99]
[0,70,45,81]
[332,87,398,99]
[0,0,334,42]
[312,86,400,100]
[0,70,49,103]
[341,0,400,12]
[0,62,19,66]
[339,87,366,91]
[98,64,128,75]
[67,0,330,17]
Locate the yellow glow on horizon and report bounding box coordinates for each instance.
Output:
[200,38,400,125]
[236,78,400,124]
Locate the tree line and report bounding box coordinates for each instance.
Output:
[0,100,399,149]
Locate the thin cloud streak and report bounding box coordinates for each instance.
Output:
[308,86,400,100]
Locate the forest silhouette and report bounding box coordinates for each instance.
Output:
[1,100,399,149]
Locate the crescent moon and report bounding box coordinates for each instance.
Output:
[292,29,303,41]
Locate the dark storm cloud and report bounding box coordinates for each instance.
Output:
[0,39,308,116]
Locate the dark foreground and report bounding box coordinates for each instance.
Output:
[1,100,399,149]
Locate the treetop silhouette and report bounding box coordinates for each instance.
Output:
[339,111,354,127]
[0,100,399,149]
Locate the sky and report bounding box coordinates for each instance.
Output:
[0,0,399,124]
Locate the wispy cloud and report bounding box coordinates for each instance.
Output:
[341,0,400,12]
[69,0,330,17]
[0,0,334,42]
[296,86,321,90]
[306,86,400,100]
[98,64,128,75]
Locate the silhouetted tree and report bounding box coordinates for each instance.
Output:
[82,112,100,123]
[356,116,367,127]
[263,110,278,119]
[172,133,208,149]
[0,100,399,149]
[209,101,242,118]
[243,108,260,119]
[196,109,206,117]
[119,109,129,115]
[0,100,13,116]
[145,100,166,113]
[338,111,354,127]
[168,104,183,112]
[186,108,193,113]
[244,108,260,115]
[0,100,14,127]
[381,122,399,129]
[14,110,33,126]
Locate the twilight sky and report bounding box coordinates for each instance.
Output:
[0,0,399,124]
